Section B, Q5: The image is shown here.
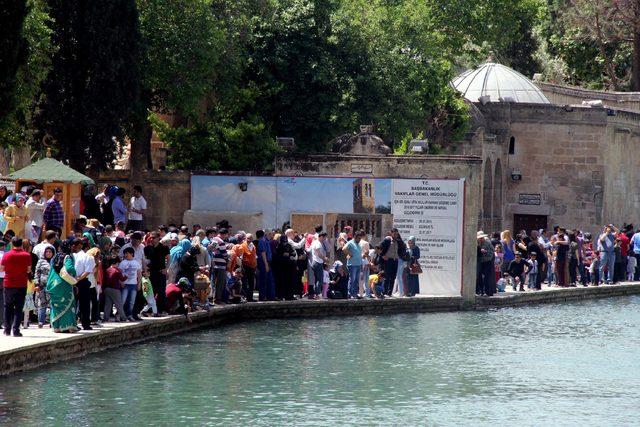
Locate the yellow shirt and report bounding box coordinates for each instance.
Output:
[3,204,27,237]
[368,274,380,291]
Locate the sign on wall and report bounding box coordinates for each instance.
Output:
[391,179,465,296]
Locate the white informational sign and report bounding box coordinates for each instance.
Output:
[391,179,465,296]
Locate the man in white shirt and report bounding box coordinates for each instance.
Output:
[33,230,57,260]
[127,185,147,231]
[25,190,45,244]
[310,232,328,298]
[120,232,146,265]
[73,239,96,330]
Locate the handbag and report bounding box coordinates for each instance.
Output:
[60,266,78,285]
[410,260,423,275]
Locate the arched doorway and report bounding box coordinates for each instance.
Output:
[493,159,503,231]
[482,158,493,231]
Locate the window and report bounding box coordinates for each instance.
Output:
[508,136,515,155]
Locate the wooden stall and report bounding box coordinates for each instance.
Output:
[8,157,94,238]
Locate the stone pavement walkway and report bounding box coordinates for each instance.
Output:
[0,317,166,355]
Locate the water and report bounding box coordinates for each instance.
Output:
[1,297,640,426]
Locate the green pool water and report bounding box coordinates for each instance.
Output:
[1,297,639,426]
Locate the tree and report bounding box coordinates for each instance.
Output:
[130,0,223,171]
[35,0,141,171]
[0,0,29,128]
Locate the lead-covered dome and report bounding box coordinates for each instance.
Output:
[451,62,550,104]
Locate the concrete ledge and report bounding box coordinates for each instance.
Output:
[476,283,640,308]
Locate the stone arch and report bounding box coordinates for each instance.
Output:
[493,159,503,228]
[482,158,493,229]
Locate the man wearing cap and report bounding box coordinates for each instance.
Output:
[43,187,64,235]
[476,231,495,296]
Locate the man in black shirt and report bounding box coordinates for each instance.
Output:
[145,231,170,314]
[508,252,527,291]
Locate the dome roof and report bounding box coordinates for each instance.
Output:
[451,62,550,104]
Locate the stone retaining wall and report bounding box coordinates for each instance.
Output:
[2,286,639,377]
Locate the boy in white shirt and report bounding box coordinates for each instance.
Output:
[119,247,142,321]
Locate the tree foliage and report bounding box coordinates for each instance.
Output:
[0,0,53,149]
[34,0,141,171]
[0,0,29,136]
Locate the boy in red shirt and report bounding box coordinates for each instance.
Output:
[0,237,33,336]
[102,257,127,322]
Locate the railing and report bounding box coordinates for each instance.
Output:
[537,82,640,113]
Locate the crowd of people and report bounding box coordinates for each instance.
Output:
[0,184,423,337]
[476,224,638,296]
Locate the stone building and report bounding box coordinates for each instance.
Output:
[451,61,640,235]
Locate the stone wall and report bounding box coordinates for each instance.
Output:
[538,82,640,113]
[275,153,482,303]
[475,103,605,234]
[472,102,640,235]
[94,170,191,227]
[601,110,640,226]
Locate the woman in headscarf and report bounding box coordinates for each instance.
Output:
[168,238,191,283]
[177,246,201,286]
[328,261,348,299]
[0,185,12,203]
[406,236,421,297]
[273,234,297,300]
[3,194,28,238]
[46,239,79,333]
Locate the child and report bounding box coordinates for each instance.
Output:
[118,247,142,321]
[322,263,330,299]
[193,271,211,310]
[627,252,636,281]
[369,270,385,299]
[140,269,158,317]
[35,247,54,328]
[103,257,127,322]
[494,244,504,282]
[23,278,36,328]
[496,272,509,293]
[227,268,244,303]
[526,252,539,290]
[590,252,600,286]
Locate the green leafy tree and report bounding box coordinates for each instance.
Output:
[131,0,223,171]
[0,0,29,131]
[0,0,53,159]
[35,0,141,171]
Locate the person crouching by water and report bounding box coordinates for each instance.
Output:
[507,252,527,292]
[328,261,348,299]
[166,278,193,321]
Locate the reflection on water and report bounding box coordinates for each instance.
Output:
[1,297,640,426]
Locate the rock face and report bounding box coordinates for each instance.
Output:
[330,125,392,156]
